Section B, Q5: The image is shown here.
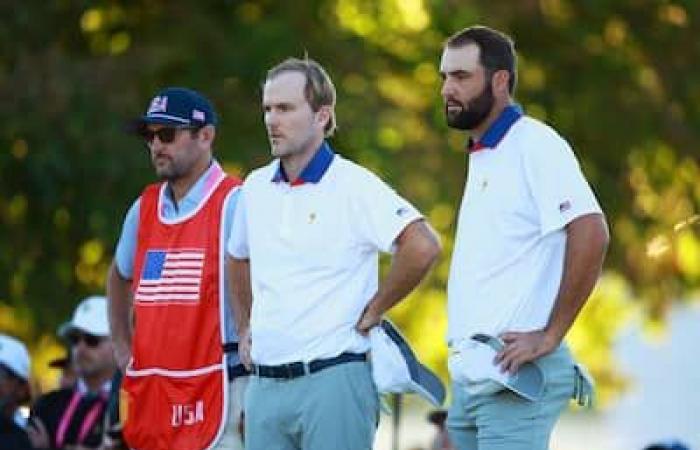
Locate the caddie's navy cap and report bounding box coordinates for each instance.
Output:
[129,87,217,132]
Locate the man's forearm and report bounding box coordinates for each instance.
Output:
[544,213,609,344]
[364,220,441,318]
[227,256,252,338]
[107,261,134,366]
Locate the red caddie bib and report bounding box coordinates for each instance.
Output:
[122,172,240,450]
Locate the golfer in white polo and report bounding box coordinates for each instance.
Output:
[227,57,441,450]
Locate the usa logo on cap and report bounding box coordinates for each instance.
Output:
[148,96,168,114]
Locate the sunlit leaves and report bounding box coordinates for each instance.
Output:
[53,208,70,229]
[539,0,573,26]
[335,0,437,60]
[676,229,700,281]
[75,239,108,288]
[81,9,104,33]
[336,0,430,35]
[11,139,28,160]
[236,2,263,24]
[624,143,699,292]
[637,66,664,102]
[377,73,431,110]
[80,6,131,55]
[5,195,27,224]
[658,3,688,27]
[603,18,628,47]
[519,60,546,93]
[568,273,632,405]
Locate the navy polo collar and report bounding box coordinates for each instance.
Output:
[272,141,335,186]
[467,104,523,153]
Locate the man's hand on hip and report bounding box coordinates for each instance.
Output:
[355,304,381,336]
[495,330,558,374]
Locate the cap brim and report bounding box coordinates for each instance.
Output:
[412,363,447,406]
[124,116,188,135]
[59,323,109,338]
[501,362,545,401]
[380,320,446,407]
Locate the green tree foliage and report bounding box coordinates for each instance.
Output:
[1,1,698,398]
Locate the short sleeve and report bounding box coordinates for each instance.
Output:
[114,199,141,279]
[350,168,423,253]
[227,186,249,259]
[523,130,603,236]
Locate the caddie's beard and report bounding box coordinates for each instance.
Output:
[445,83,495,131]
[154,157,187,181]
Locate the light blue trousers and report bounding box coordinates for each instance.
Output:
[447,345,576,450]
[244,360,379,450]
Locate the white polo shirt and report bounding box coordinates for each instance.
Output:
[228,142,422,365]
[447,105,603,343]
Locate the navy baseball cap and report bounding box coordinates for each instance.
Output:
[129,87,218,132]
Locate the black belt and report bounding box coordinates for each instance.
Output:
[223,342,239,353]
[228,363,250,381]
[224,343,248,381]
[252,352,367,379]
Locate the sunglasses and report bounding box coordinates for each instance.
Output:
[67,332,104,348]
[139,126,200,144]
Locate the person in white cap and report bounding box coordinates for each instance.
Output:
[0,333,33,449]
[28,295,117,449]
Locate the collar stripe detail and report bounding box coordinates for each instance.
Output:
[272,141,335,185]
[467,104,523,153]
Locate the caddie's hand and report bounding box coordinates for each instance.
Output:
[239,328,253,370]
[114,341,132,372]
[495,330,557,374]
[355,305,381,336]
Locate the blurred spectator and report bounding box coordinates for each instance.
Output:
[48,356,76,390]
[428,409,454,450]
[99,370,125,450]
[0,334,34,449]
[28,296,117,449]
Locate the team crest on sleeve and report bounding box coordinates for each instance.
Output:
[135,248,204,305]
